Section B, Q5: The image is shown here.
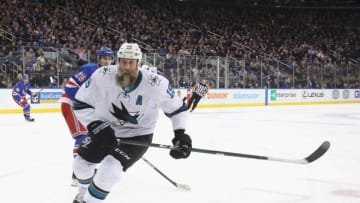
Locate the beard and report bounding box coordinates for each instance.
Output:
[115,70,138,90]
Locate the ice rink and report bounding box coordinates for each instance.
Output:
[1,103,360,203]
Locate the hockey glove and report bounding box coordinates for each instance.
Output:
[170,129,192,159]
[73,134,85,157]
[86,120,117,146]
[20,96,28,106]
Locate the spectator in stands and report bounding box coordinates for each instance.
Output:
[60,77,68,88]
[48,76,58,88]
[0,0,359,89]
[0,77,7,88]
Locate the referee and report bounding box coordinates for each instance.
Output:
[188,79,209,112]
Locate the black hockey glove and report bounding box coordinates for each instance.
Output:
[170,129,192,159]
[86,120,116,145]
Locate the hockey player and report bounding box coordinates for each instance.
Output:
[12,73,35,121]
[187,79,209,112]
[59,47,114,186]
[72,42,191,203]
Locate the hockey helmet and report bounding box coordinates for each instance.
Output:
[117,43,142,64]
[97,47,114,58]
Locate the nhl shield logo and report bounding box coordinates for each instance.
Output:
[31,92,40,104]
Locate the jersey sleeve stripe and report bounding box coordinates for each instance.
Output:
[66,78,80,88]
[164,103,188,118]
[73,99,95,110]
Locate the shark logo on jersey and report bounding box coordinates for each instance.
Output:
[147,75,161,86]
[110,102,142,125]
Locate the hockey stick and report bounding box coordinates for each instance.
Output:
[26,89,44,101]
[119,139,330,164]
[142,157,191,191]
[32,88,44,95]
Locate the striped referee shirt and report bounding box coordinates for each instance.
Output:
[193,82,208,96]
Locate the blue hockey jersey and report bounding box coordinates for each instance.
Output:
[62,63,99,100]
[12,80,32,98]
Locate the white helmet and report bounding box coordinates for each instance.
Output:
[117,43,142,64]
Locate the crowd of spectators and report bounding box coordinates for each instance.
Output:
[0,0,359,89]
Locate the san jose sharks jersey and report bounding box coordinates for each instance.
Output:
[74,65,188,138]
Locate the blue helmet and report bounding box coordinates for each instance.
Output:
[97,47,114,58]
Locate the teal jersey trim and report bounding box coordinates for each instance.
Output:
[123,71,143,93]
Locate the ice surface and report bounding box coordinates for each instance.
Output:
[1,104,360,203]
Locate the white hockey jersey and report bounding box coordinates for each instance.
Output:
[74,65,188,138]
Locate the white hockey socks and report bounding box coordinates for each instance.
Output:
[83,155,123,202]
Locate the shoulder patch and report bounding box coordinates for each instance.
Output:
[147,74,161,86]
[75,71,87,82]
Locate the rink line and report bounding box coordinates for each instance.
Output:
[1,102,359,114]
[0,108,60,114]
[196,100,360,108]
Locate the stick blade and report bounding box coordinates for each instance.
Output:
[304,141,331,163]
[176,183,191,191]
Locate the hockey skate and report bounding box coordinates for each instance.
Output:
[73,186,87,203]
[25,117,35,122]
[73,199,86,203]
[71,172,79,187]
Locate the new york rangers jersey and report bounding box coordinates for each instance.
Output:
[74,65,188,138]
[60,63,99,104]
[12,80,32,98]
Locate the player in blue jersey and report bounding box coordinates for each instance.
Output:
[59,47,114,186]
[12,74,35,121]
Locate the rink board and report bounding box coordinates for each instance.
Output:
[0,88,360,114]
